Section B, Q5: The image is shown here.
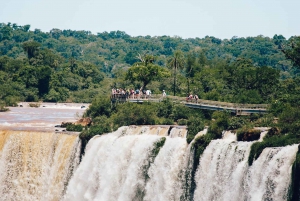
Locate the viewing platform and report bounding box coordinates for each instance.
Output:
[110,94,268,115]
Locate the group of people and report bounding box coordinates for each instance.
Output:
[111,88,198,102]
[186,94,199,103]
[111,88,152,99]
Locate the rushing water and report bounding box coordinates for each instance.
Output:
[0,127,298,201]
[0,130,81,201]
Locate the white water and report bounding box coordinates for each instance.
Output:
[1,126,298,201]
[244,145,298,201]
[0,131,81,201]
[194,139,252,201]
[222,130,237,141]
[144,137,188,201]
[64,126,189,201]
[193,139,298,201]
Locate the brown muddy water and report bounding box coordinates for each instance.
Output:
[0,103,90,131]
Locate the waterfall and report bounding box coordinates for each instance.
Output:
[193,139,298,201]
[0,130,81,201]
[63,126,190,201]
[193,139,252,201]
[0,127,299,201]
[143,137,188,201]
[244,145,298,201]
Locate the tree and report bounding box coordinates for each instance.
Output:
[168,50,185,96]
[125,55,170,91]
[282,36,300,68]
[22,41,41,59]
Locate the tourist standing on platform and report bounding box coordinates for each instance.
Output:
[146,89,151,99]
[135,89,140,99]
[162,90,166,97]
[194,94,199,103]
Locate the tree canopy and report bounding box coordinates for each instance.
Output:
[125,55,170,91]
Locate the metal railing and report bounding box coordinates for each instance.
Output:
[111,94,269,110]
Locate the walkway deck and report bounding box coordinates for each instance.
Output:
[111,94,268,115]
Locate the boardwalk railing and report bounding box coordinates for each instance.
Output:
[110,94,269,114]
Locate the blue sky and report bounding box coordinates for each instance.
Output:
[0,0,299,39]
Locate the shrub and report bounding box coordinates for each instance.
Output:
[84,95,113,118]
[66,124,83,132]
[29,103,40,107]
[160,118,174,125]
[177,119,187,125]
[157,98,173,118]
[228,116,246,130]
[111,102,157,127]
[186,117,205,144]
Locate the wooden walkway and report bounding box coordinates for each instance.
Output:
[111,94,268,115]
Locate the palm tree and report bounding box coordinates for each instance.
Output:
[168,50,185,96]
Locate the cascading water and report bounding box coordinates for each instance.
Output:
[0,130,81,201]
[1,127,299,201]
[193,136,298,201]
[63,126,190,201]
[244,145,298,201]
[143,137,188,201]
[193,139,253,201]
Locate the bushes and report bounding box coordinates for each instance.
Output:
[278,105,300,134]
[66,124,83,132]
[111,102,158,128]
[207,111,230,139]
[186,117,205,144]
[84,96,113,118]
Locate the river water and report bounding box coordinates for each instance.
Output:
[0,103,89,131]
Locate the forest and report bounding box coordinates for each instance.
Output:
[1,22,300,145]
[0,22,299,105]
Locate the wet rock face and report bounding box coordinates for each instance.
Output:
[61,122,73,128]
[74,117,92,126]
[61,118,92,128]
[237,129,261,141]
[266,127,280,137]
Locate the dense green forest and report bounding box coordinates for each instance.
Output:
[0,22,299,107]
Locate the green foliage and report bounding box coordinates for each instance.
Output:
[228,116,246,130]
[172,104,191,121]
[186,117,205,143]
[0,22,297,108]
[278,105,300,134]
[66,124,83,132]
[177,119,188,125]
[208,111,230,139]
[282,36,300,68]
[84,96,113,118]
[111,102,158,128]
[157,98,173,118]
[125,55,170,90]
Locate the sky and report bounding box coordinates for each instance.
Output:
[0,0,299,39]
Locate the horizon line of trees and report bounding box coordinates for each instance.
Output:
[0,22,299,108]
